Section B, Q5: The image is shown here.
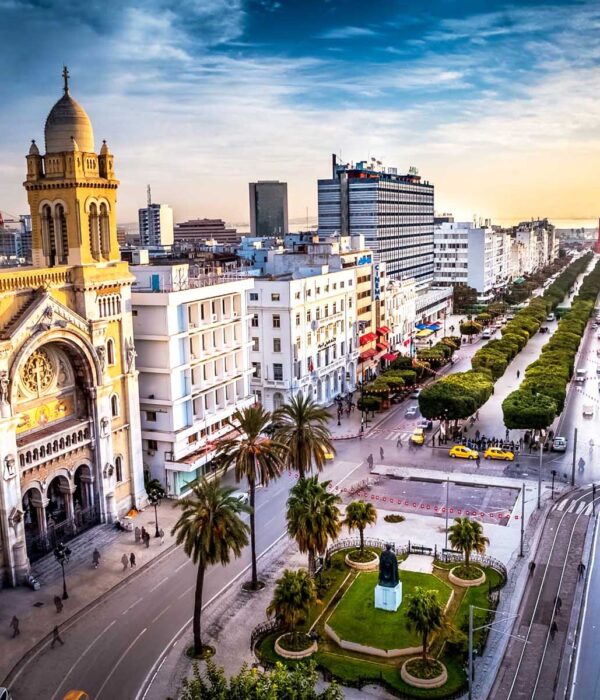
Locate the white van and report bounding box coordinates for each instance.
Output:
[546,313,555,322]
[575,368,587,383]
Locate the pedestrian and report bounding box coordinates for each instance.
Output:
[54,595,63,614]
[144,531,150,548]
[367,453,373,467]
[92,548,101,569]
[555,595,562,613]
[10,615,19,638]
[519,436,524,448]
[550,620,558,641]
[475,411,480,421]
[476,454,481,468]
[159,528,165,545]
[380,446,384,460]
[396,436,403,448]
[475,429,480,441]
[130,552,136,568]
[578,561,586,579]
[50,625,64,648]
[141,526,147,543]
[529,561,536,577]
[432,434,436,447]
[134,526,141,544]
[505,428,510,440]
[121,553,129,571]
[517,369,520,379]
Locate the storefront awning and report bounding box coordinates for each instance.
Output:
[415,323,428,330]
[376,341,388,351]
[359,332,377,345]
[415,329,434,338]
[359,348,377,361]
[377,326,391,335]
[427,324,440,331]
[381,352,398,362]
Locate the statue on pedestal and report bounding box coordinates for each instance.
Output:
[374,543,402,612]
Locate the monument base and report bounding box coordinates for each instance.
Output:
[374,582,402,612]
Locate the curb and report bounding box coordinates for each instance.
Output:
[2,541,179,690]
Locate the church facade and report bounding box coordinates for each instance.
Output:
[0,69,145,586]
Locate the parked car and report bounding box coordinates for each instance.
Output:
[552,437,567,452]
[449,445,478,460]
[410,388,421,399]
[411,428,425,445]
[583,404,594,417]
[405,406,418,418]
[484,447,515,461]
[482,329,493,339]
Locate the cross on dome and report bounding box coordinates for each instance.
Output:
[62,66,70,94]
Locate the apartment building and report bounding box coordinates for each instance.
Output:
[386,278,417,355]
[131,263,255,497]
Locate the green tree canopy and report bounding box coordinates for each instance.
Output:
[267,569,316,644]
[447,517,489,571]
[405,588,447,663]
[343,500,377,553]
[502,390,557,430]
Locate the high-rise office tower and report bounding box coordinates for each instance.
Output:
[249,181,288,236]
[138,186,174,247]
[318,156,434,286]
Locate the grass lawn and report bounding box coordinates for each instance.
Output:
[328,571,452,651]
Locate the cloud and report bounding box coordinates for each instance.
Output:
[318,25,377,39]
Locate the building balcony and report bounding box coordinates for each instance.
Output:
[17,418,93,473]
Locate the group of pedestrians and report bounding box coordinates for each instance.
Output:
[120,524,164,571]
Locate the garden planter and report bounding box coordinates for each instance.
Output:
[274,633,317,659]
[400,658,448,689]
[344,551,380,571]
[449,565,486,587]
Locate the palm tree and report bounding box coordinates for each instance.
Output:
[286,476,342,575]
[267,569,316,646]
[448,517,489,571]
[171,478,250,656]
[216,404,286,589]
[273,393,335,480]
[405,587,446,663]
[343,500,377,553]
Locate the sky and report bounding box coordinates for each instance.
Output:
[1,0,599,227]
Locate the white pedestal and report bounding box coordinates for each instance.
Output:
[374,582,402,612]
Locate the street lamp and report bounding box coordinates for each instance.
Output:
[551,470,557,500]
[148,487,164,538]
[54,542,71,600]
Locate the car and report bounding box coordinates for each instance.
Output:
[418,418,433,430]
[552,437,567,452]
[411,428,425,445]
[449,445,479,460]
[539,326,549,334]
[0,689,12,700]
[405,406,418,418]
[507,314,515,320]
[546,313,555,322]
[231,490,249,505]
[484,447,515,461]
[482,329,493,339]
[323,451,334,460]
[410,388,421,399]
[583,404,594,417]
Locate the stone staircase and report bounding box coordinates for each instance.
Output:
[30,522,126,585]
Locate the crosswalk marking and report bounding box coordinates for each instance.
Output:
[576,502,587,514]
[556,500,567,511]
[584,504,594,516]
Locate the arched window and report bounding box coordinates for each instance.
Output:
[54,204,68,265]
[110,393,119,417]
[41,204,56,266]
[89,203,100,259]
[100,203,110,258]
[106,338,115,366]
[115,455,123,483]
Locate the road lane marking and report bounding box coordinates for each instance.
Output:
[174,560,189,573]
[96,627,147,700]
[150,577,169,593]
[49,619,117,700]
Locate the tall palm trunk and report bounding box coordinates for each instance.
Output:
[249,473,258,588]
[422,631,428,662]
[193,559,206,655]
[465,548,470,571]
[308,547,316,576]
[359,526,364,553]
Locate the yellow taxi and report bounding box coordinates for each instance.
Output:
[411,428,425,445]
[484,447,515,461]
[449,445,479,460]
[323,451,335,461]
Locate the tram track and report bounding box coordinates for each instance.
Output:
[493,486,596,700]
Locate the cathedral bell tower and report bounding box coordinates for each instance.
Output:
[24,67,120,268]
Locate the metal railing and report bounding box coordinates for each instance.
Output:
[440,551,508,581]
[250,619,282,652]
[25,505,101,563]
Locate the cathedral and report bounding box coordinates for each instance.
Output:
[0,69,145,586]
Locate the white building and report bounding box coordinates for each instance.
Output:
[386,278,417,353]
[131,263,255,497]
[247,267,359,411]
[434,221,511,300]
[138,202,174,248]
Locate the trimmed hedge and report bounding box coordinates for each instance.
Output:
[503,257,600,429]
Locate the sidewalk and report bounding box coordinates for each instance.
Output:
[0,500,182,683]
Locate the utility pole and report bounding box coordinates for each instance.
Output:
[537,436,544,509]
[571,427,578,487]
[445,476,450,551]
[519,482,525,557]
[593,483,596,517]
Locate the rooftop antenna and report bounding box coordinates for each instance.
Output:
[147,184,152,207]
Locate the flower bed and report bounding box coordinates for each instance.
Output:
[384,514,406,523]
[401,657,448,689]
[275,633,317,659]
[449,565,486,588]
[344,548,379,571]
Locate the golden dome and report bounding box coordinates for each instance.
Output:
[44,68,94,154]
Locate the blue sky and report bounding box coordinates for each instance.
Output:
[1,0,599,225]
